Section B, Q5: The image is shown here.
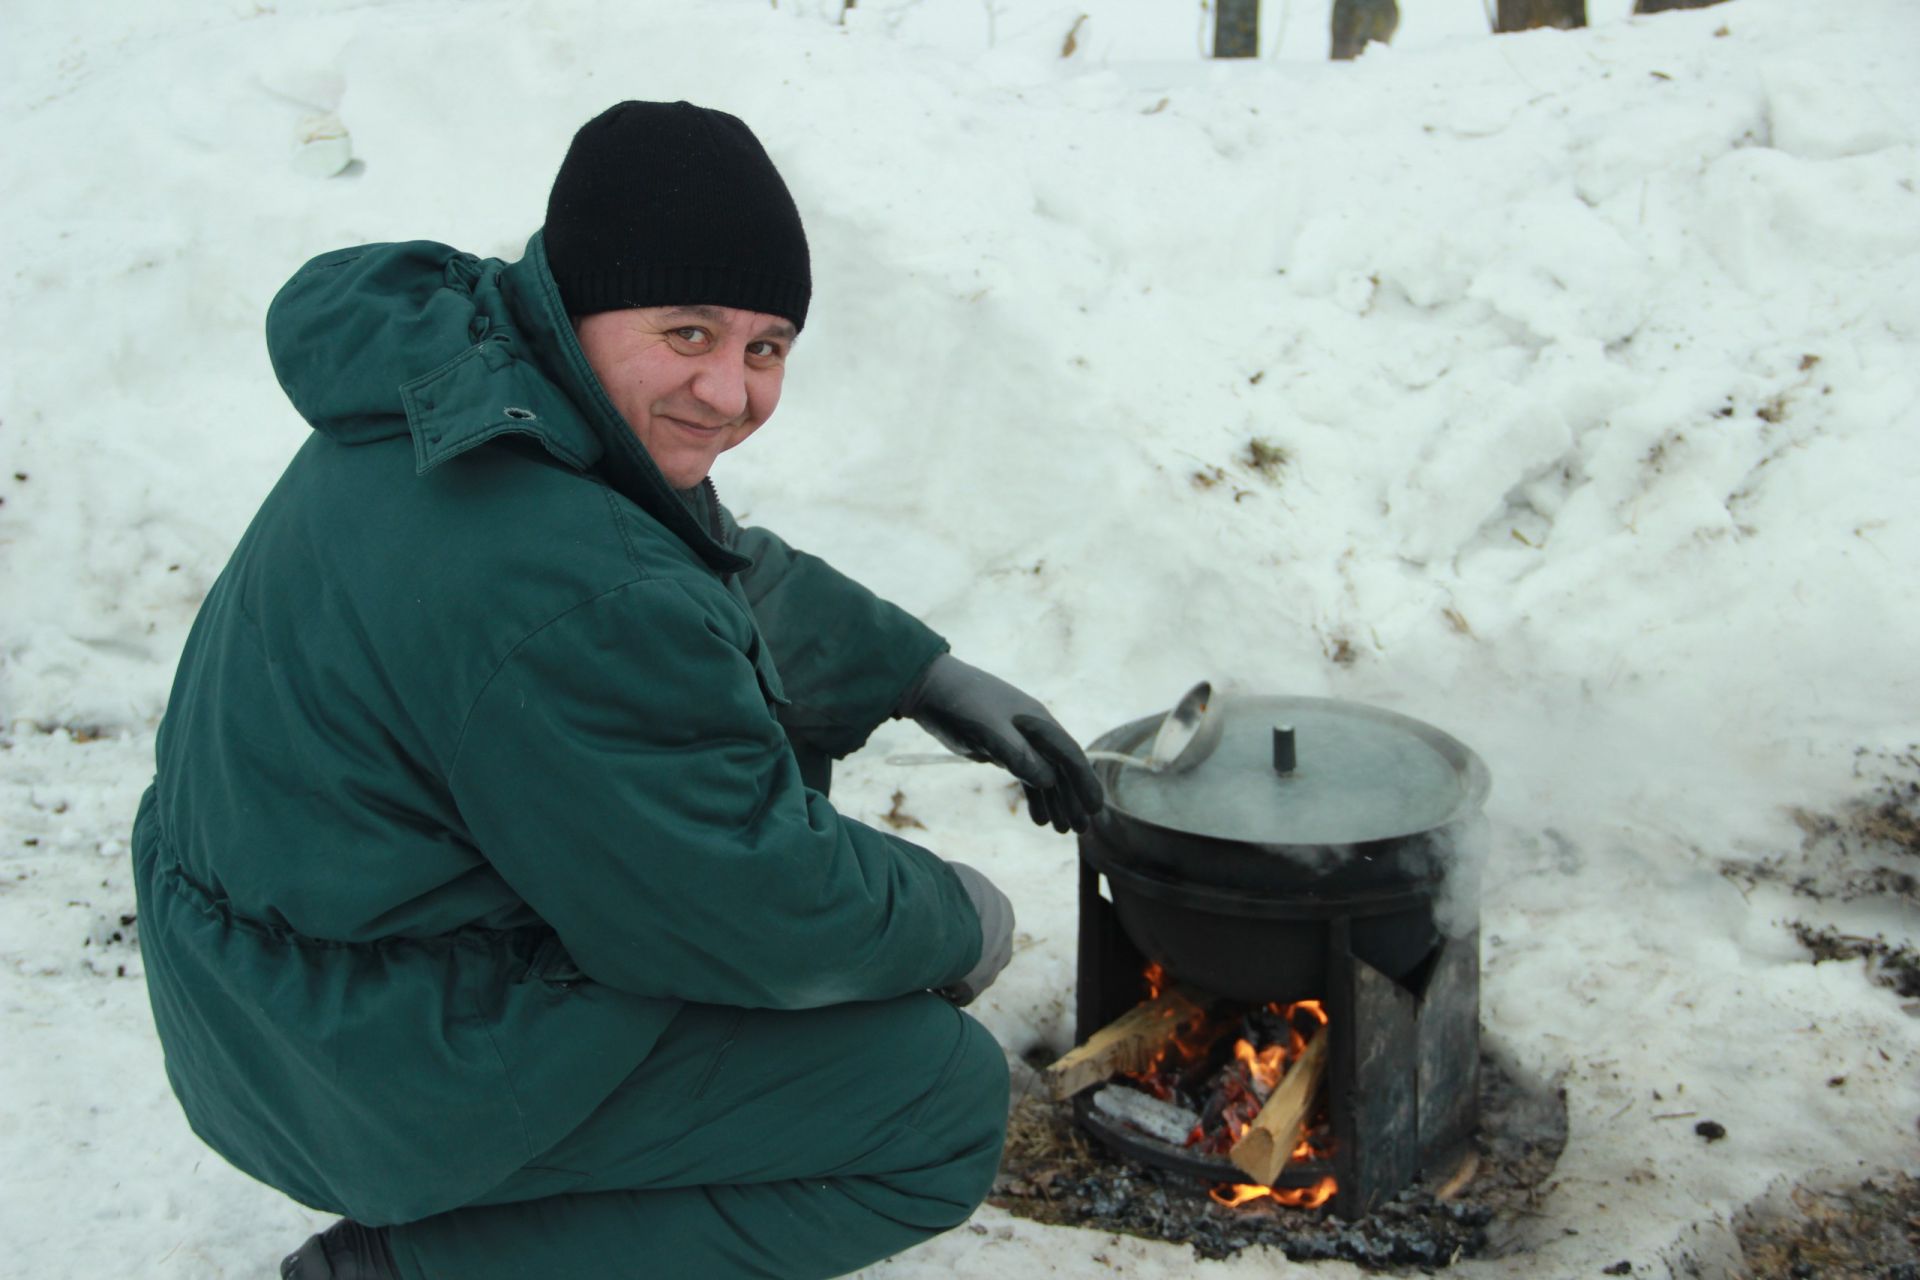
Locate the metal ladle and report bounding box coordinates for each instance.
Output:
[887,680,1225,775]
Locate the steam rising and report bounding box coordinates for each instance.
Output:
[1431,814,1489,941]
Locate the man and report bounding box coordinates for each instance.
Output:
[130,101,1102,1280]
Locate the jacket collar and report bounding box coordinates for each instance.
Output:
[401,233,748,575]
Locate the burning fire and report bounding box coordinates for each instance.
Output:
[1114,969,1338,1209]
[1232,998,1326,1094]
[1155,998,1328,1158]
[1209,1177,1338,1210]
[1115,976,1337,1209]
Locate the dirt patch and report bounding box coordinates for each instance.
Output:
[991,1049,1566,1269]
[1786,921,1920,1000]
[1730,1172,1920,1279]
[1733,749,1920,904]
[1724,749,1920,1001]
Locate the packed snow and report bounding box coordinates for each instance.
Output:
[3,0,1917,1275]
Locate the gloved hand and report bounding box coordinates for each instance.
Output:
[897,654,1105,833]
[938,860,1015,1007]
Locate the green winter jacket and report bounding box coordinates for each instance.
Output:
[130,233,976,1226]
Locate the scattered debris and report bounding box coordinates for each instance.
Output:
[1242,438,1289,480]
[881,790,925,831]
[1694,1120,1727,1143]
[1722,750,1920,998]
[1060,13,1087,57]
[1787,923,1920,999]
[1190,465,1251,501]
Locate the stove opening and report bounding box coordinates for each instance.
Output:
[1060,860,1481,1218]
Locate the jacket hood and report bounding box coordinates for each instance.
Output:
[264,232,747,574]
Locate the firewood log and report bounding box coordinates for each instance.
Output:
[1228,1029,1328,1185]
[1041,986,1205,1101]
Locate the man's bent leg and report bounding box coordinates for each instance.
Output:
[387,993,1008,1280]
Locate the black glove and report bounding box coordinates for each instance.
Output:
[939,860,1015,1006]
[898,654,1104,833]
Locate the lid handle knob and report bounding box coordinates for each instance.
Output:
[1272,724,1297,775]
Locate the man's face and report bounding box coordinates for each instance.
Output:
[573,304,793,490]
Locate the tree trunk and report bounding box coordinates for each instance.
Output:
[1214,0,1259,58]
[1495,0,1587,32]
[1330,0,1399,60]
[1633,0,1728,11]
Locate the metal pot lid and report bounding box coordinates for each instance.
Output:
[1094,695,1490,846]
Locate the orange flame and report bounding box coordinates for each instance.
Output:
[1233,1037,1289,1094]
[1209,1178,1339,1210]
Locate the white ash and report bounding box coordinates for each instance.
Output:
[1091,1086,1201,1147]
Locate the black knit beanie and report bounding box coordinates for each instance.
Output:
[544,101,811,330]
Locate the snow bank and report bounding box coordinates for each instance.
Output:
[3,0,1916,1275]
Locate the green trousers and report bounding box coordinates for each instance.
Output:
[385,994,1009,1280]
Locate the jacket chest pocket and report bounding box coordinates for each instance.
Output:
[726,576,789,713]
[746,634,790,713]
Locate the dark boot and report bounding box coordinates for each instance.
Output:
[280,1219,400,1279]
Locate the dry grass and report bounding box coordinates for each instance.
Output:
[1734,1173,1920,1279]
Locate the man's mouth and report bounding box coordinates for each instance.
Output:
[661,415,729,437]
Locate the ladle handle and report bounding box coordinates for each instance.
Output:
[889,749,1152,769]
[1084,749,1153,768]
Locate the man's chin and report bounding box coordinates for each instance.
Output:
[657,455,715,490]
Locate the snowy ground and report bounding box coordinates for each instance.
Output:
[4,0,1919,1276]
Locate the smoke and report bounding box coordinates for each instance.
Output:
[1431,812,1490,941]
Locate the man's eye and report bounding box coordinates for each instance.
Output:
[747,341,784,360]
[672,327,710,345]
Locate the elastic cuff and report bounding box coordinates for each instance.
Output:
[891,650,953,720]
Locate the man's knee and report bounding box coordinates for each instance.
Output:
[944,1010,1011,1205]
[886,1001,1009,1225]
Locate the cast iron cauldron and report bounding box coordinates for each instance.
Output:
[1079,695,1490,1004]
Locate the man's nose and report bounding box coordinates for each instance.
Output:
[689,358,749,421]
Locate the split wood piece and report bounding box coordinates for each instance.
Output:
[1041,985,1206,1102]
[1228,1029,1329,1185]
[1434,1150,1481,1202]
